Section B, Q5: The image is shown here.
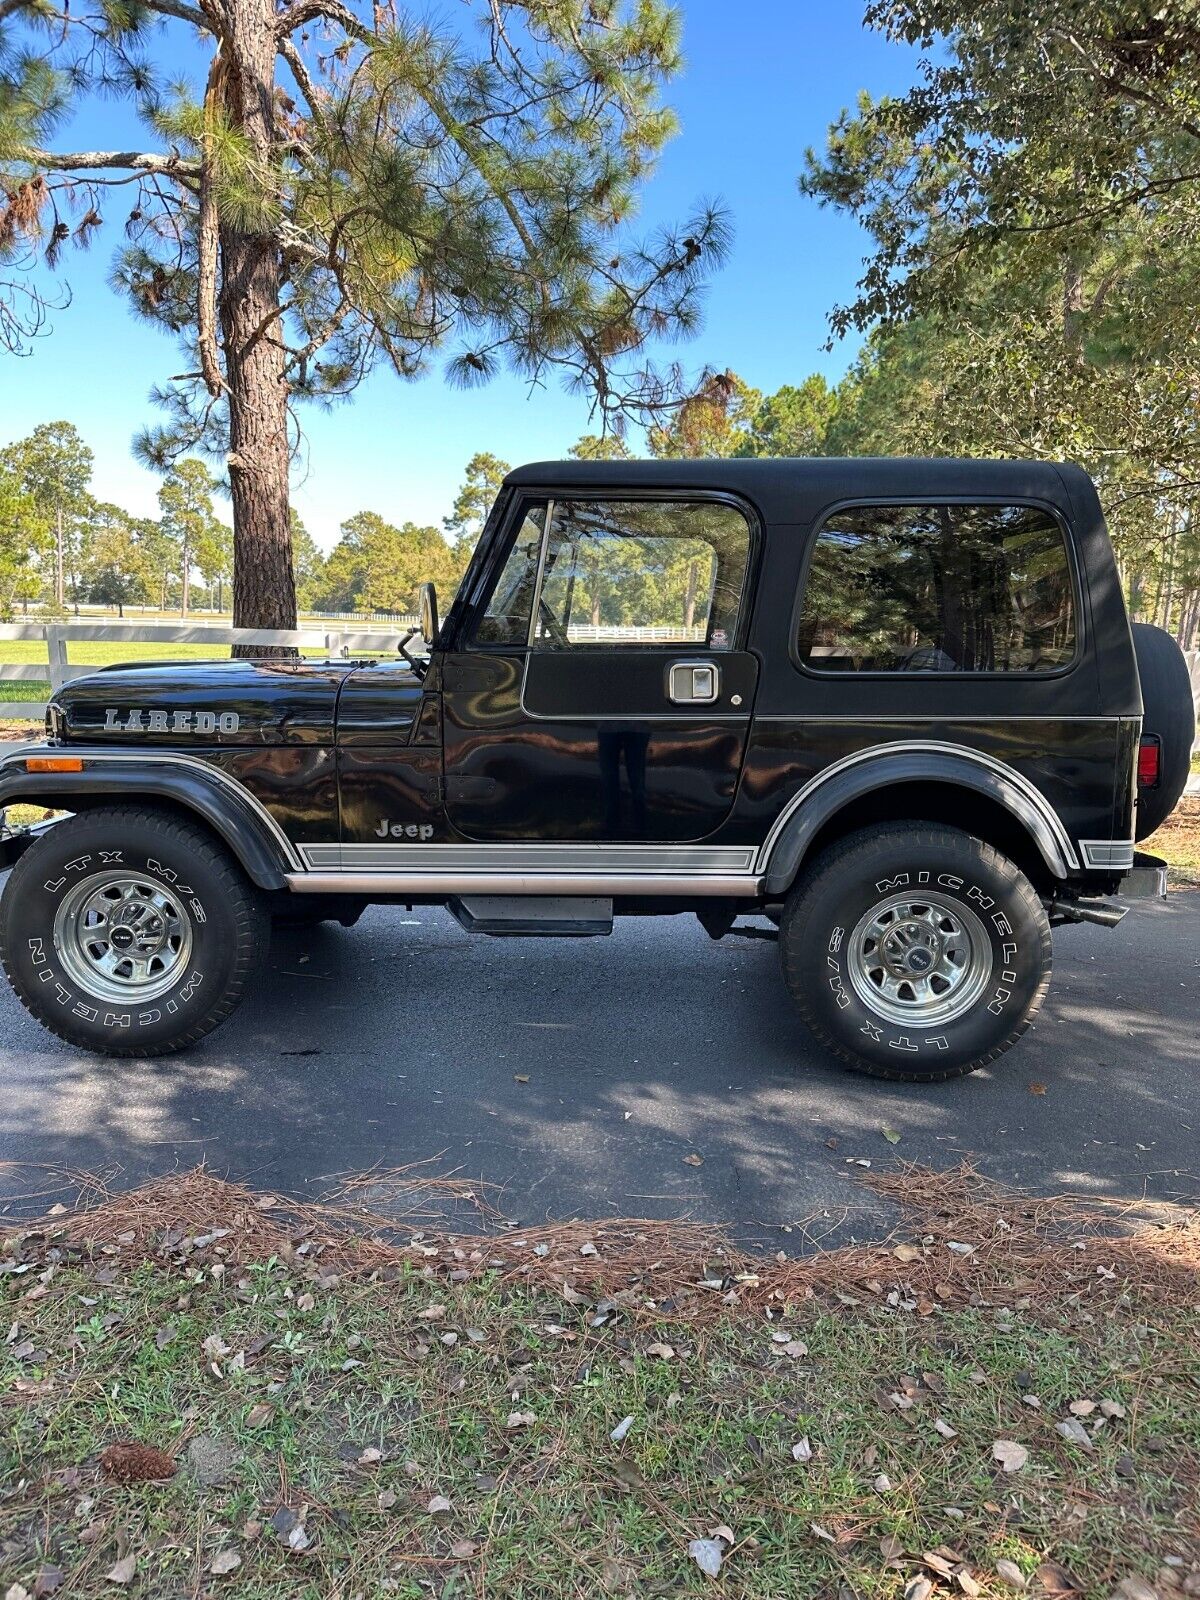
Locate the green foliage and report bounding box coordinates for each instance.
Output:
[569,433,634,461]
[1,419,94,604]
[312,509,464,616]
[444,453,510,560]
[0,460,49,617]
[157,457,226,614]
[800,2,1200,647]
[290,509,325,610]
[82,502,156,614]
[1,0,730,461]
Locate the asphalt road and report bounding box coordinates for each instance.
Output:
[0,890,1196,1244]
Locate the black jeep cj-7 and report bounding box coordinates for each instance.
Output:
[0,458,1194,1081]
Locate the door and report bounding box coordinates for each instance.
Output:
[442,493,760,842]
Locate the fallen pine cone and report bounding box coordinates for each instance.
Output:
[99,1441,177,1483]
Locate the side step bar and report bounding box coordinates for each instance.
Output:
[448,895,614,937]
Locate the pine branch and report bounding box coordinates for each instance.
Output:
[275,0,369,42]
[16,148,200,177]
[278,35,327,126]
[139,0,216,31]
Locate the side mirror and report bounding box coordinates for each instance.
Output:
[418,580,439,646]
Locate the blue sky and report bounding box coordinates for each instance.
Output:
[0,1,922,549]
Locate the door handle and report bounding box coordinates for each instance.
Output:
[668,659,720,704]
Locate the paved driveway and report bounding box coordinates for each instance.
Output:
[1,890,1196,1243]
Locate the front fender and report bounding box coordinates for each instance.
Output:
[758,742,1078,895]
[0,745,299,892]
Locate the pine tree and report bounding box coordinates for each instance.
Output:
[1,0,729,645]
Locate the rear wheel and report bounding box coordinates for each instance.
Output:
[780,823,1051,1082]
[0,807,269,1056]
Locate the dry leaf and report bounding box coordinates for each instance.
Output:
[992,1439,1028,1472]
[1100,1399,1127,1420]
[1028,1081,1047,1095]
[906,1579,934,1600]
[427,1495,453,1515]
[791,1436,813,1462]
[1056,1418,1093,1450]
[245,1403,274,1429]
[881,1126,902,1144]
[506,1410,535,1430]
[450,1539,478,1559]
[105,1557,137,1586]
[208,1551,241,1576]
[688,1538,724,1578]
[683,1153,704,1167]
[934,1418,958,1440]
[893,1243,922,1263]
[1068,1399,1096,1417]
[995,1560,1026,1590]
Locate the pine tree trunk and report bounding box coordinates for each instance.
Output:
[218,0,297,657]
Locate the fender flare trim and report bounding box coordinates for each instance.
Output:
[758,741,1078,893]
[0,746,300,890]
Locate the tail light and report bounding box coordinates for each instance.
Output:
[1137,734,1161,789]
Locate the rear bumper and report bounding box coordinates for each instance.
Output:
[1117,850,1169,901]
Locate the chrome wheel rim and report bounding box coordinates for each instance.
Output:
[53,870,193,1004]
[847,892,992,1027]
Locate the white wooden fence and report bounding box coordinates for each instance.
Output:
[0,618,419,720]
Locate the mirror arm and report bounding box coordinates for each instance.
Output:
[396,629,429,680]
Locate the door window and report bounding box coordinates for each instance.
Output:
[533,499,751,649]
[474,506,547,647]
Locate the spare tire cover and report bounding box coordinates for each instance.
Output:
[1132,622,1196,840]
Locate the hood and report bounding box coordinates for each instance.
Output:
[52,657,358,747]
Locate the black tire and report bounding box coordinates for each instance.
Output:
[780,824,1051,1083]
[0,807,269,1057]
[1132,623,1195,840]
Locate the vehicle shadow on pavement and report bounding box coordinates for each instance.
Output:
[1,898,1196,1242]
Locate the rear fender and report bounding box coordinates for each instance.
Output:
[759,743,1078,894]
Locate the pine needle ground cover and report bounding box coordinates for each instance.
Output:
[2,1167,1197,1599]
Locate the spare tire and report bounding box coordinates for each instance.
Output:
[1132,622,1196,839]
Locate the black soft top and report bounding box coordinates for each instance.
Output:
[504,456,1092,526]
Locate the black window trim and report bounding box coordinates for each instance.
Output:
[788,493,1085,683]
[462,487,764,654]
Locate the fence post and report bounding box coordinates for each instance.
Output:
[46,624,69,694]
[325,630,346,664]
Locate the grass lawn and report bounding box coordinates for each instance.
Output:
[1,1167,1197,1599]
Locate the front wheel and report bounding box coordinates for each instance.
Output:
[0,806,269,1057]
[780,824,1051,1082]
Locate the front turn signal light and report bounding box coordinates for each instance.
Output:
[25,756,83,773]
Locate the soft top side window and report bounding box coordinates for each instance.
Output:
[795,501,1077,674]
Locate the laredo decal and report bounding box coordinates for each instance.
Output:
[104,708,240,734]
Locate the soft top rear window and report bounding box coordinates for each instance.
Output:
[795,501,1077,675]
